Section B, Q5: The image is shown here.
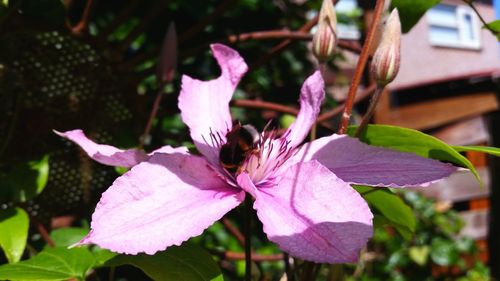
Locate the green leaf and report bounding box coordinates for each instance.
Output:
[0,247,95,281]
[0,208,29,263]
[453,145,500,157]
[105,243,223,281]
[50,227,89,248]
[430,238,459,266]
[348,125,482,186]
[391,0,441,33]
[0,155,50,202]
[355,186,415,240]
[279,114,296,129]
[409,246,430,266]
[484,20,500,40]
[92,247,118,267]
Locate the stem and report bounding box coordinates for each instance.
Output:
[71,0,96,35]
[244,193,252,281]
[355,85,384,137]
[316,83,377,124]
[338,0,385,134]
[222,218,245,247]
[231,99,299,115]
[284,253,295,281]
[211,250,283,261]
[36,221,55,247]
[463,0,500,37]
[300,261,315,281]
[139,87,165,148]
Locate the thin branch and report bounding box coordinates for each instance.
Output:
[212,250,284,261]
[71,0,97,35]
[355,85,384,137]
[36,221,55,247]
[316,83,376,124]
[251,0,340,69]
[337,0,385,134]
[244,194,252,281]
[222,218,246,247]
[139,88,164,148]
[231,99,299,115]
[122,31,360,73]
[463,0,500,37]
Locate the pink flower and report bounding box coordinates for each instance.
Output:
[57,44,455,263]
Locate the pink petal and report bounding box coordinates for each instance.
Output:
[77,153,244,255]
[292,134,456,187]
[150,145,189,155]
[55,129,148,168]
[178,44,248,165]
[240,161,373,264]
[285,71,325,148]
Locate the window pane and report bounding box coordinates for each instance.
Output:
[429,25,460,44]
[463,14,475,41]
[428,4,457,27]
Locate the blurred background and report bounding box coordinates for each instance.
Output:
[0,0,499,280]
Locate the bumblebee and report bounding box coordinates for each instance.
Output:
[219,123,260,171]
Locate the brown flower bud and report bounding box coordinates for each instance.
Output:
[371,9,401,86]
[312,0,337,63]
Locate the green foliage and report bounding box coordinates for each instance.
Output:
[105,243,223,281]
[355,186,416,240]
[0,155,49,203]
[391,0,441,33]
[0,208,29,263]
[348,125,482,185]
[49,227,89,248]
[484,20,500,40]
[362,191,488,280]
[0,247,95,281]
[454,145,500,157]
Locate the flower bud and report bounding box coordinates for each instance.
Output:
[371,9,401,86]
[312,0,337,63]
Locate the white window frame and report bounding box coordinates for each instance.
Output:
[427,4,482,50]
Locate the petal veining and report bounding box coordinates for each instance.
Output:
[179,44,248,165]
[77,153,245,255]
[292,134,456,187]
[285,71,325,149]
[253,160,373,263]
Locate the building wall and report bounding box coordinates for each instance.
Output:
[389,0,500,90]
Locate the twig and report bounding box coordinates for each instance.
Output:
[228,30,311,43]
[355,85,384,137]
[463,0,500,37]
[284,253,294,281]
[71,0,97,35]
[337,0,385,134]
[232,99,299,115]
[139,88,164,148]
[222,218,246,247]
[251,0,340,69]
[212,250,284,261]
[315,83,376,124]
[36,221,55,247]
[244,194,252,281]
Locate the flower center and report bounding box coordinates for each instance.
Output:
[217,123,295,187]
